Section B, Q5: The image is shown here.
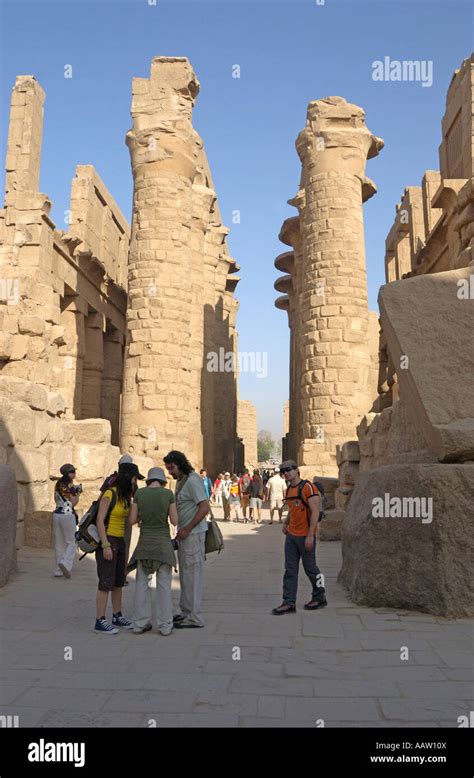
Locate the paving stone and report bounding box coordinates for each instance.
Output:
[193,692,258,716]
[107,690,196,713]
[285,696,381,722]
[14,687,111,711]
[38,710,146,728]
[146,672,231,693]
[379,699,468,723]
[2,520,473,727]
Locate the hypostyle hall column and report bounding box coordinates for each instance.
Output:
[120,57,202,463]
[295,97,383,476]
[82,311,104,419]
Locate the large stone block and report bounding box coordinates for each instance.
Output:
[10,448,49,483]
[64,418,112,445]
[24,510,53,548]
[338,463,474,617]
[379,267,474,462]
[0,464,18,585]
[319,509,344,541]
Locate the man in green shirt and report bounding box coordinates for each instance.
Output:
[163,450,210,628]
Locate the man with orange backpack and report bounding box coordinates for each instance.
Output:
[271,460,327,615]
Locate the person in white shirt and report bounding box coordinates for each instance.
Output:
[221,472,232,521]
[265,468,287,524]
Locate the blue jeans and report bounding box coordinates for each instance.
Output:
[282,533,326,605]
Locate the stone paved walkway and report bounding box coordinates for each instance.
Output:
[1,507,472,728]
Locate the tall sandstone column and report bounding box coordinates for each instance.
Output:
[295,97,383,476]
[120,57,239,469]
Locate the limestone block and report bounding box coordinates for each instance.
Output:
[338,463,474,617]
[335,487,352,511]
[11,448,49,483]
[46,391,66,417]
[319,509,344,541]
[25,481,51,512]
[0,464,18,585]
[0,333,12,359]
[18,315,44,336]
[73,444,109,481]
[339,461,359,487]
[24,510,53,549]
[336,440,360,466]
[48,443,77,478]
[64,419,112,446]
[9,334,29,360]
[379,267,474,462]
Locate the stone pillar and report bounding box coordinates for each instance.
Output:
[59,297,87,419]
[121,57,201,463]
[81,311,104,419]
[5,76,44,196]
[295,96,383,476]
[102,325,123,445]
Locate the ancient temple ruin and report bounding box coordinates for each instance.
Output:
[0,59,256,571]
[276,55,474,617]
[275,96,382,477]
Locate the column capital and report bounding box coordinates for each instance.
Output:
[296,96,384,179]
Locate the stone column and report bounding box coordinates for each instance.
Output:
[295,96,383,476]
[59,297,87,419]
[120,57,201,463]
[81,311,104,419]
[102,325,124,446]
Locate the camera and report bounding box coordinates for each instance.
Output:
[172,538,179,550]
[71,484,83,495]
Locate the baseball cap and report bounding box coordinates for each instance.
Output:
[118,462,145,479]
[279,460,298,471]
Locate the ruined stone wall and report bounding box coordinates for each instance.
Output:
[385,55,473,283]
[0,75,136,552]
[237,399,258,471]
[337,56,474,616]
[120,57,240,473]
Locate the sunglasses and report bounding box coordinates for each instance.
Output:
[280,467,296,473]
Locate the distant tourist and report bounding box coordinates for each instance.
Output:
[213,473,224,507]
[221,471,232,521]
[128,467,178,635]
[228,474,243,522]
[265,467,287,524]
[94,462,143,634]
[52,463,82,579]
[200,468,214,518]
[164,450,210,629]
[272,460,327,615]
[249,469,264,524]
[238,469,252,522]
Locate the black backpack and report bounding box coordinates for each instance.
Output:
[285,479,326,522]
[75,488,117,558]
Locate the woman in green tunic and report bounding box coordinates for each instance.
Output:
[128,467,178,635]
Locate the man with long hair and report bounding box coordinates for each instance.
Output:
[93,462,143,634]
[164,450,210,629]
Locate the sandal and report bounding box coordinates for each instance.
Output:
[271,603,296,615]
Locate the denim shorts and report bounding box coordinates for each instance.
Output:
[250,497,262,509]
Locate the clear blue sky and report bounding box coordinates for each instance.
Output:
[1,0,472,438]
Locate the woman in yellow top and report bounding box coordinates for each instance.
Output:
[94,462,143,634]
